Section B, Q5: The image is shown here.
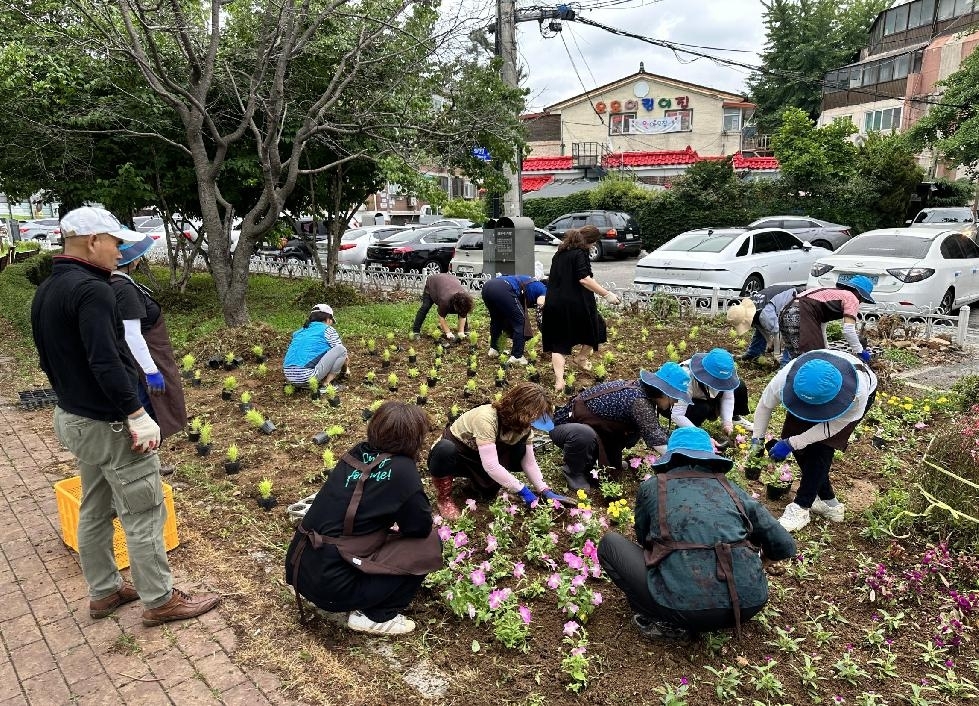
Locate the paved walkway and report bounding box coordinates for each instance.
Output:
[0,399,294,705]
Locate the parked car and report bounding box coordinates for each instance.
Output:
[364,226,464,274]
[634,227,831,296]
[806,227,979,315]
[19,218,61,248]
[426,218,476,228]
[324,225,408,267]
[449,228,562,276]
[544,210,642,261]
[907,207,978,238]
[746,216,852,251]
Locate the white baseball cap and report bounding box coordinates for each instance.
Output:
[311,304,334,318]
[60,207,143,242]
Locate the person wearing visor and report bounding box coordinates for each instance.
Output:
[549,363,691,491]
[31,207,220,626]
[110,235,187,464]
[481,274,546,366]
[427,382,571,520]
[726,285,800,362]
[598,427,796,641]
[778,276,876,364]
[671,348,752,435]
[752,349,878,532]
[283,304,349,389]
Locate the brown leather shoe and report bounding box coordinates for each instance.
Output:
[142,588,221,626]
[90,581,140,619]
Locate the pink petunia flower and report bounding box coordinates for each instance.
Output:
[465,498,477,511]
[591,592,603,606]
[519,605,532,624]
[563,620,580,636]
[582,539,598,562]
[571,574,586,588]
[437,525,453,542]
[513,562,526,579]
[488,588,511,610]
[467,603,476,618]
[470,569,486,586]
[486,535,498,553]
[564,552,584,570]
[642,473,652,481]
[454,532,469,548]
[629,457,643,469]
[571,646,587,657]
[566,602,579,613]
[547,573,562,589]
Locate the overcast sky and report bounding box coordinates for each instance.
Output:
[516,0,768,110]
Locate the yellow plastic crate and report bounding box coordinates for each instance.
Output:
[54,475,179,570]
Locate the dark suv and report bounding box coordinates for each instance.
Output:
[544,210,642,261]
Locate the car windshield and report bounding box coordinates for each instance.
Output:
[384,229,424,243]
[836,234,932,259]
[915,208,973,224]
[341,229,366,241]
[660,232,741,253]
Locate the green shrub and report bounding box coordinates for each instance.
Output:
[917,416,979,550]
[951,374,979,411]
[292,281,366,311]
[0,260,38,344]
[23,251,54,286]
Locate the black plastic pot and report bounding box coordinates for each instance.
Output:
[310,388,321,400]
[565,385,575,396]
[362,409,373,421]
[766,484,790,501]
[416,396,427,405]
[207,357,223,370]
[196,443,211,457]
[467,369,477,378]
[312,431,330,445]
[221,389,233,401]
[257,495,277,511]
[871,435,888,449]
[389,385,398,393]
[381,360,390,368]
[495,379,505,388]
[427,378,438,388]
[239,403,252,414]
[744,467,761,481]
[463,390,472,398]
[448,412,460,423]
[191,378,201,387]
[182,370,194,380]
[254,354,267,364]
[408,355,417,364]
[259,420,276,435]
[187,431,201,443]
[224,461,241,475]
[528,373,540,383]
[327,397,341,408]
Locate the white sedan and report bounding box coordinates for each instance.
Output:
[633,227,831,295]
[324,225,407,267]
[806,227,979,315]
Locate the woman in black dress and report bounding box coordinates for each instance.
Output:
[540,226,620,391]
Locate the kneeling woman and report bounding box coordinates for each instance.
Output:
[429,382,571,520]
[286,402,440,636]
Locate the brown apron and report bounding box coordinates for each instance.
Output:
[642,470,757,638]
[781,288,846,355]
[288,452,443,623]
[571,380,640,476]
[781,366,876,451]
[518,279,536,339]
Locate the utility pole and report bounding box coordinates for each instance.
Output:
[498,0,521,218]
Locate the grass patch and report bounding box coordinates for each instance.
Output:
[882,347,921,367]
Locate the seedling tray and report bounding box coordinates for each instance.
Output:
[18,388,58,411]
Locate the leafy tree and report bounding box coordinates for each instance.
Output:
[442,199,487,224]
[852,132,924,227]
[749,0,890,130]
[905,47,979,182]
[770,107,858,188]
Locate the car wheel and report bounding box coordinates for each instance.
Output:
[811,239,833,251]
[740,274,764,296]
[936,288,955,316]
[588,243,603,262]
[422,260,444,275]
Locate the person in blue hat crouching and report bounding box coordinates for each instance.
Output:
[751,349,878,532]
[778,275,876,365]
[598,427,796,640]
[549,362,691,490]
[671,348,753,435]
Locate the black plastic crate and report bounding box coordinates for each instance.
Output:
[18,388,58,411]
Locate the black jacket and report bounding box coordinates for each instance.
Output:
[31,256,141,421]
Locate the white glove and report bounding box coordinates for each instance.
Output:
[603,292,621,306]
[128,411,161,452]
[445,331,456,341]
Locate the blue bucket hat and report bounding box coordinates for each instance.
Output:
[117,235,156,266]
[689,348,740,391]
[652,427,733,473]
[524,280,546,304]
[836,275,876,304]
[531,413,554,432]
[639,362,691,403]
[783,350,859,423]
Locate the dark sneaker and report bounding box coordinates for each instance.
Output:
[632,613,691,642]
[142,588,221,626]
[90,581,140,619]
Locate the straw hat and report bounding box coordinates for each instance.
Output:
[725,298,757,336]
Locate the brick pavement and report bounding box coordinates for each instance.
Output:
[0,399,296,705]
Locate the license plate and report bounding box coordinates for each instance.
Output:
[626,234,636,240]
[653,284,681,293]
[457,265,473,273]
[837,272,878,286]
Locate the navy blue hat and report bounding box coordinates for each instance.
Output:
[524,280,546,304]
[653,427,733,473]
[690,348,740,391]
[783,350,859,423]
[836,275,875,304]
[639,362,691,403]
[117,235,156,266]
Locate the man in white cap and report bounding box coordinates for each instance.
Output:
[31,206,221,625]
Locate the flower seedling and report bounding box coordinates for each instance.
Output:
[493,391,502,402]
[256,362,268,377]
[256,477,276,510]
[388,372,399,391]
[224,351,235,366]
[192,369,202,385]
[245,409,266,429]
[180,353,196,373]
[495,367,506,384]
[526,364,539,381]
[283,383,295,396]
[468,331,478,345]
[761,464,794,489]
[599,480,623,501]
[407,367,420,378]
[308,377,320,397]
[226,443,239,463]
[189,417,202,435]
[602,351,615,366]
[222,375,238,392]
[592,363,607,381]
[386,332,395,343]
[199,422,213,446]
[565,371,576,391]
[365,371,376,385]
[326,425,345,439]
[449,403,461,420]
[322,449,337,470]
[382,349,391,365]
[367,338,376,355]
[665,342,679,362]
[526,348,538,363]
[417,383,429,405]
[464,378,477,397]
[427,367,439,385]
[251,344,265,359]
[677,339,687,353]
[408,346,417,362]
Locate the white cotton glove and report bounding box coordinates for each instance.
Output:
[128,412,161,453]
[445,331,457,341]
[603,292,621,306]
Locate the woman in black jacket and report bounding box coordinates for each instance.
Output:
[286,402,437,636]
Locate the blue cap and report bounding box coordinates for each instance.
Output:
[639,362,691,403]
[652,427,733,473]
[531,413,554,432]
[524,280,546,304]
[117,235,156,266]
[689,348,740,391]
[783,351,858,422]
[837,275,875,304]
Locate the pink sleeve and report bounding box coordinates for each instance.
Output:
[477,442,523,491]
[841,291,860,317]
[520,444,547,491]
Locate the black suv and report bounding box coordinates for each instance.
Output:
[544,210,642,261]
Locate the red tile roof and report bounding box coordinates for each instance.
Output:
[522,155,573,171]
[521,175,554,193]
[603,148,701,168]
[732,154,780,170]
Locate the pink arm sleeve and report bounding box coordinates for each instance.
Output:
[476,441,524,492]
[520,444,547,491]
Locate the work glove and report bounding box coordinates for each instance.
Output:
[516,485,539,507]
[445,331,457,341]
[603,292,621,306]
[749,438,765,457]
[145,371,166,394]
[858,348,872,364]
[128,411,161,453]
[540,488,576,506]
[768,439,794,462]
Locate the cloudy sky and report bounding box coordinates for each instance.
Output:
[515,0,768,110]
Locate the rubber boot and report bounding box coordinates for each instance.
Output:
[432,476,460,521]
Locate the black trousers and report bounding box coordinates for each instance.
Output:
[548,423,600,490]
[792,442,837,509]
[482,278,528,358]
[428,438,526,497]
[411,292,436,334]
[598,532,762,633]
[682,381,751,427]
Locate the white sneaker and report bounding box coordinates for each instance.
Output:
[347,610,416,635]
[811,498,845,523]
[735,416,754,432]
[487,348,499,359]
[508,356,528,366]
[778,503,811,532]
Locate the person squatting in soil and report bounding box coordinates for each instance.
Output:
[726,284,801,362]
[110,234,187,475]
[31,206,220,626]
[286,402,440,636]
[427,382,573,520]
[751,349,878,532]
[671,348,753,438]
[548,363,691,491]
[539,225,620,391]
[778,276,876,365]
[283,304,349,388]
[410,272,474,342]
[481,274,547,366]
[598,427,796,641]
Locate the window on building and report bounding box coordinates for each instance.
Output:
[608,112,636,135]
[913,49,924,73]
[722,108,742,132]
[920,0,937,24]
[849,66,862,88]
[862,64,879,86]
[864,107,902,132]
[439,176,450,195]
[895,53,911,79]
[909,0,923,26]
[955,0,973,14]
[664,109,692,131]
[893,4,910,31]
[879,60,895,83]
[884,9,897,34]
[938,0,955,20]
